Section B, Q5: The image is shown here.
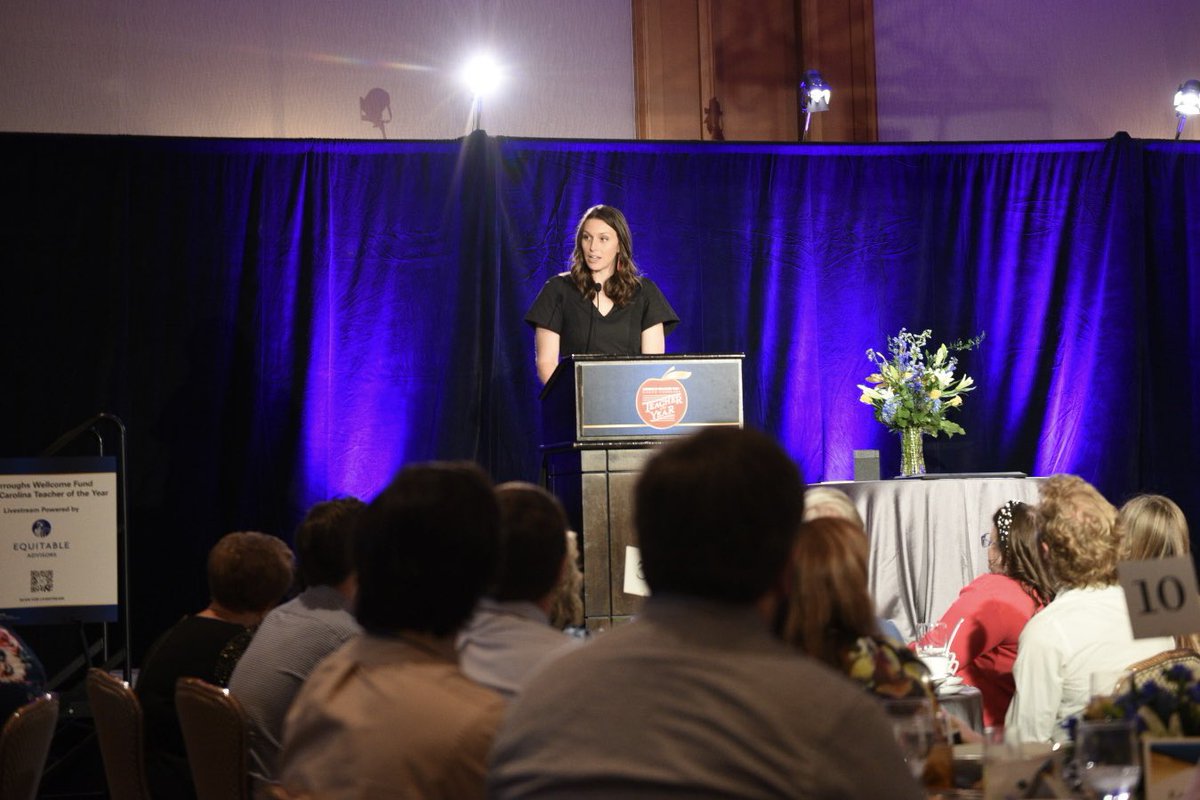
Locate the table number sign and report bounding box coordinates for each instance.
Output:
[623,546,650,597]
[1117,556,1200,640]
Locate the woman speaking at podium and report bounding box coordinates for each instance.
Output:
[525,205,679,384]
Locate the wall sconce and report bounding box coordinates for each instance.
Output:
[1175,79,1200,140]
[800,70,831,142]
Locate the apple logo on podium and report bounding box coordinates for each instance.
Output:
[635,367,691,429]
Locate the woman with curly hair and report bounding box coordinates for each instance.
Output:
[1005,475,1175,743]
[917,500,1054,727]
[525,205,679,384]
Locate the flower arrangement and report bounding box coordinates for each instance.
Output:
[1079,664,1200,737]
[857,328,984,437]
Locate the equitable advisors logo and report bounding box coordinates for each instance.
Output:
[32,520,51,538]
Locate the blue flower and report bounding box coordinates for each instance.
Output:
[881,398,900,423]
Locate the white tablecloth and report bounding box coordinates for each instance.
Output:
[819,476,1044,641]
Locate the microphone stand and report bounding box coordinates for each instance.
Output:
[584,282,602,353]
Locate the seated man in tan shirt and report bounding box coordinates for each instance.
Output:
[275,462,504,800]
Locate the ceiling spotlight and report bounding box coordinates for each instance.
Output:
[800,70,831,141]
[1174,79,1200,140]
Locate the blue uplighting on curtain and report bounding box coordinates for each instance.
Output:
[2,131,1198,650]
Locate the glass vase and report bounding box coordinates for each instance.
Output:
[900,427,926,477]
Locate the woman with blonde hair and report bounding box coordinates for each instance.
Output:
[1119,494,1198,651]
[1120,493,1190,560]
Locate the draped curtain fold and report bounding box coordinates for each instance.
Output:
[1,131,1196,651]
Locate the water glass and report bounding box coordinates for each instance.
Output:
[883,697,937,781]
[1075,718,1140,800]
[982,727,1054,800]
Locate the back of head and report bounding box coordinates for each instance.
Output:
[802,486,865,530]
[295,497,367,588]
[781,517,876,667]
[1120,494,1190,560]
[995,501,1055,605]
[636,427,805,604]
[491,482,569,604]
[208,531,295,614]
[354,461,499,637]
[1036,474,1122,590]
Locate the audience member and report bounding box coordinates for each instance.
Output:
[918,500,1054,727]
[0,626,46,722]
[457,482,580,698]
[488,427,923,799]
[803,486,865,529]
[229,497,366,790]
[803,486,903,643]
[1119,493,1199,651]
[1120,493,1190,560]
[547,530,584,631]
[1005,475,1175,743]
[276,462,504,800]
[781,516,933,702]
[136,531,294,800]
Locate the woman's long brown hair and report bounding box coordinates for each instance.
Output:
[780,517,879,670]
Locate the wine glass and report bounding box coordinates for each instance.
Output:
[883,697,937,781]
[1075,719,1141,800]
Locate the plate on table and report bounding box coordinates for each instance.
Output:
[937,677,966,695]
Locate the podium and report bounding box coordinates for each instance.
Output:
[540,354,744,630]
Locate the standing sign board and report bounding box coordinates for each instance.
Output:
[0,457,119,623]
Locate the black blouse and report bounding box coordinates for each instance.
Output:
[524,275,679,356]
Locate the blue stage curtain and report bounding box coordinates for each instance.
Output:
[1,131,1197,651]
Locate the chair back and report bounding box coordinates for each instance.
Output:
[86,667,152,800]
[175,677,251,800]
[1126,647,1200,689]
[0,693,59,800]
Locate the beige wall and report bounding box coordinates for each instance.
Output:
[874,0,1200,141]
[3,0,1198,142]
[0,0,636,139]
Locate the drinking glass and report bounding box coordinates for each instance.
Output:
[883,697,937,781]
[983,726,1055,800]
[1075,719,1141,800]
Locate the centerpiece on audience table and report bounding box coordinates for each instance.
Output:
[1077,662,1200,800]
[857,328,984,477]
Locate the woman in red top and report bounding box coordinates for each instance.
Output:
[921,500,1055,727]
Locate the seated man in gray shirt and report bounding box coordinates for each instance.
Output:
[457,482,580,698]
[488,428,924,800]
[228,497,365,790]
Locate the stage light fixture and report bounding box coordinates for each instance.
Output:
[461,53,504,132]
[800,70,831,142]
[1174,79,1200,140]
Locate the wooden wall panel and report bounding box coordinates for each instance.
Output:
[633,0,877,142]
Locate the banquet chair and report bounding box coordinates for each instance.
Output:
[86,667,152,800]
[0,693,59,800]
[175,676,252,800]
[1126,647,1200,689]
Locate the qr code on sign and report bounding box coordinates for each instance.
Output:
[31,571,53,593]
